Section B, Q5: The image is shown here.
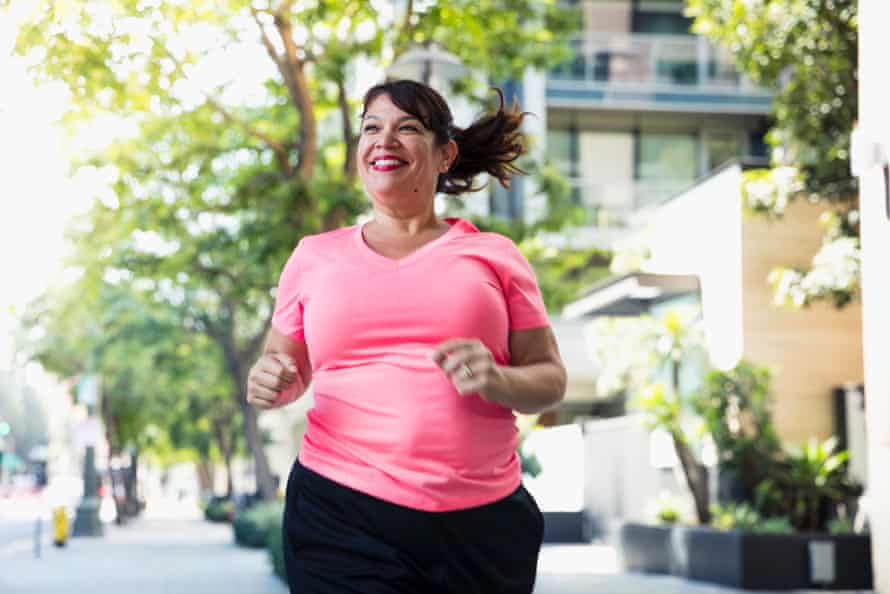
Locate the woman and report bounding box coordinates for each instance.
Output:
[247,79,567,594]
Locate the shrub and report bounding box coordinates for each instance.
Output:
[233,501,284,548]
[709,503,792,534]
[203,497,236,523]
[648,491,685,525]
[267,519,287,582]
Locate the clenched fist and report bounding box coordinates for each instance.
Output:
[246,352,307,409]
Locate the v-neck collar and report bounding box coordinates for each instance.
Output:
[354,217,474,270]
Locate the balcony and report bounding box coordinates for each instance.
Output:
[547,33,772,114]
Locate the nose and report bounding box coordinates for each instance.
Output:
[376,126,400,148]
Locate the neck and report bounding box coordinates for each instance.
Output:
[367,207,445,237]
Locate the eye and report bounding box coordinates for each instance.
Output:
[399,124,420,132]
[362,124,379,133]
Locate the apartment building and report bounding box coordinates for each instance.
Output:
[495,0,772,247]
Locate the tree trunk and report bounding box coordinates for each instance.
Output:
[224,453,234,499]
[673,433,710,525]
[214,318,278,502]
[238,393,277,500]
[195,458,215,496]
[99,389,127,524]
[212,417,236,498]
[122,449,141,517]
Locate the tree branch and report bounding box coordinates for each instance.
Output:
[203,95,293,176]
[250,7,282,70]
[273,12,317,179]
[244,311,273,364]
[400,0,415,39]
[337,78,358,180]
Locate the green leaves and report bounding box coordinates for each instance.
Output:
[688,0,860,308]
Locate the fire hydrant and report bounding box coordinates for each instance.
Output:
[52,506,68,547]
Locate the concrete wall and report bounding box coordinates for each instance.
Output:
[581,415,684,533]
[645,169,864,445]
[739,201,864,444]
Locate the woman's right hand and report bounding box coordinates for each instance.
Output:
[246,353,306,410]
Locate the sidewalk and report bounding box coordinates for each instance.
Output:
[0,501,287,594]
[0,500,874,594]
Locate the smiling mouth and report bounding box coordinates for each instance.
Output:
[370,158,407,171]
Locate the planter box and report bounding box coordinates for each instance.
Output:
[804,533,873,590]
[542,511,587,543]
[617,522,672,574]
[618,523,873,590]
[675,529,874,590]
[670,526,807,590]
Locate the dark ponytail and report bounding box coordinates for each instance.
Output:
[361,80,529,196]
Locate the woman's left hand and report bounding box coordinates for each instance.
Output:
[430,338,507,403]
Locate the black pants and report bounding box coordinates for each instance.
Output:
[282,460,544,594]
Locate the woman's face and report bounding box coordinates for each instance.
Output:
[357,94,454,208]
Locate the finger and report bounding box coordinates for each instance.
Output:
[429,339,475,365]
[442,349,482,376]
[271,352,298,373]
[254,369,293,392]
[454,377,484,397]
[260,356,296,382]
[247,384,279,407]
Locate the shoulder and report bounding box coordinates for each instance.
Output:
[455,227,527,260]
[292,224,357,256]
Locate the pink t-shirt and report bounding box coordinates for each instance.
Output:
[271,217,550,511]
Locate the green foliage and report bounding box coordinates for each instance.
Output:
[827,517,855,535]
[709,502,793,534]
[691,361,782,498]
[686,0,860,308]
[518,237,612,313]
[519,448,542,478]
[233,501,285,549]
[694,360,860,532]
[267,517,287,582]
[630,307,711,524]
[651,491,685,525]
[773,436,861,532]
[203,497,235,523]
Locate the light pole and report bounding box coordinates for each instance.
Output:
[386,41,466,88]
[72,374,103,537]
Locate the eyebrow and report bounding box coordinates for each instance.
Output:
[361,114,423,124]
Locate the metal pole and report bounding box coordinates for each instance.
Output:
[34,516,42,559]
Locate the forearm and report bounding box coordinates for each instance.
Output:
[487,362,566,415]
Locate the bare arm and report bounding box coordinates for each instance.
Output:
[430,326,567,415]
[493,326,567,414]
[246,327,312,409]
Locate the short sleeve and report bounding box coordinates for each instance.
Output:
[497,239,550,331]
[272,239,307,343]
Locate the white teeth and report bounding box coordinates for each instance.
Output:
[372,158,404,167]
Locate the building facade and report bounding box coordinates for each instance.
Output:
[496,0,772,247]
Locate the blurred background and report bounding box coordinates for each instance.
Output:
[1,1,886,593]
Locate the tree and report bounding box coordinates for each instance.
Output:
[686,0,859,309]
[12,0,578,500]
[634,307,711,524]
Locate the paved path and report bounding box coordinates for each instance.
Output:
[0,499,874,594]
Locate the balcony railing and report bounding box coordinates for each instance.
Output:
[566,177,694,228]
[547,33,772,113]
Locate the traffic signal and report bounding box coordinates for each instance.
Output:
[0,421,10,437]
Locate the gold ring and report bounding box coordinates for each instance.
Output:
[460,363,473,378]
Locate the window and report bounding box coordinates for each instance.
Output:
[632,0,694,35]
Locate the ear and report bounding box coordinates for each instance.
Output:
[440,139,458,173]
